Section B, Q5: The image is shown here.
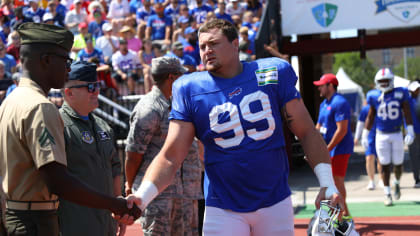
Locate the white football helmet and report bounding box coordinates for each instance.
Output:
[374,68,394,93]
[308,200,359,236]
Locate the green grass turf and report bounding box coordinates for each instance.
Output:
[294,201,420,219]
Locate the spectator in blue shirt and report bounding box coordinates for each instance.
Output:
[0,43,16,74]
[77,34,105,64]
[88,9,107,39]
[164,0,180,27]
[136,0,155,40]
[45,0,66,26]
[215,0,233,23]
[24,0,45,23]
[146,2,172,43]
[166,41,196,73]
[190,0,213,25]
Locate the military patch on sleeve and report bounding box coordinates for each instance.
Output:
[255,67,278,86]
[39,128,56,147]
[98,131,110,141]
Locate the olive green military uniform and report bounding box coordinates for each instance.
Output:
[57,102,121,236]
[182,140,203,236]
[0,78,67,236]
[126,86,184,236]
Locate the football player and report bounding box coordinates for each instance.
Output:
[121,19,343,235]
[362,68,415,206]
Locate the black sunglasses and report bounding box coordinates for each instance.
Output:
[68,82,100,93]
[44,53,73,68]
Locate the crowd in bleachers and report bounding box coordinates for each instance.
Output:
[0,0,267,105]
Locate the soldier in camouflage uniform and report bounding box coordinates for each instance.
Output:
[125,57,187,236]
[182,140,204,236]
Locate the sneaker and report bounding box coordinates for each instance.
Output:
[367,181,376,190]
[415,181,420,188]
[394,183,401,200]
[384,194,393,206]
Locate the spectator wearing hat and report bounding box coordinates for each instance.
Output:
[76,33,104,63]
[96,22,119,64]
[314,74,353,219]
[146,2,172,44]
[125,56,187,235]
[87,1,106,22]
[135,0,155,40]
[23,0,45,23]
[190,0,212,25]
[58,60,125,236]
[72,22,96,54]
[0,22,141,236]
[166,41,196,73]
[42,12,54,24]
[183,26,200,64]
[407,80,420,188]
[65,0,88,35]
[88,8,108,39]
[111,38,142,95]
[215,0,233,23]
[120,25,142,53]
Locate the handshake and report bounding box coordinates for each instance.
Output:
[111,195,143,225]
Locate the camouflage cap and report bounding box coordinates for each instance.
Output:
[151,57,187,75]
[17,22,74,52]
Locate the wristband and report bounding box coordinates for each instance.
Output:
[134,180,159,211]
[362,128,369,140]
[407,125,415,136]
[314,163,338,198]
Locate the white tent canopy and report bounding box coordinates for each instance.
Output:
[394,75,410,88]
[336,67,365,115]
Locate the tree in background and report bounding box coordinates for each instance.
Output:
[333,52,377,93]
[394,57,420,80]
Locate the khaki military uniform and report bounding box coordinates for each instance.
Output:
[57,102,121,236]
[0,78,67,236]
[182,140,203,236]
[126,86,183,236]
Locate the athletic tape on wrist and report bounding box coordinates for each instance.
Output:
[134,180,158,211]
[314,163,338,198]
[407,125,415,136]
[362,128,369,139]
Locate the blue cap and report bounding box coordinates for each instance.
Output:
[184,26,196,35]
[68,61,97,82]
[178,16,189,24]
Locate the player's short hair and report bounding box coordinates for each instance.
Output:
[198,19,238,42]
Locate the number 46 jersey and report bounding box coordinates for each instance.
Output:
[170,58,300,212]
[367,87,409,133]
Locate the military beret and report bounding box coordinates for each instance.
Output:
[68,61,97,82]
[17,22,74,52]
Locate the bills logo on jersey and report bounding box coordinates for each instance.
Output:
[255,67,278,86]
[228,87,242,99]
[375,0,420,22]
[312,3,338,27]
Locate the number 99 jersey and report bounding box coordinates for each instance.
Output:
[170,58,300,212]
[367,87,409,133]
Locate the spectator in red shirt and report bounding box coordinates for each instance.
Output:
[6,31,20,64]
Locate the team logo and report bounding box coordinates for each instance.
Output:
[81,131,94,144]
[98,131,111,141]
[376,0,420,22]
[312,3,338,27]
[229,87,242,99]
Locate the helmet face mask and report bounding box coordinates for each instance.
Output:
[309,200,359,236]
[375,68,394,93]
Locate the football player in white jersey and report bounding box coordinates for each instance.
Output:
[362,68,414,206]
[117,19,343,235]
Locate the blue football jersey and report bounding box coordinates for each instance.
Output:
[368,87,409,133]
[317,93,354,157]
[170,58,300,212]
